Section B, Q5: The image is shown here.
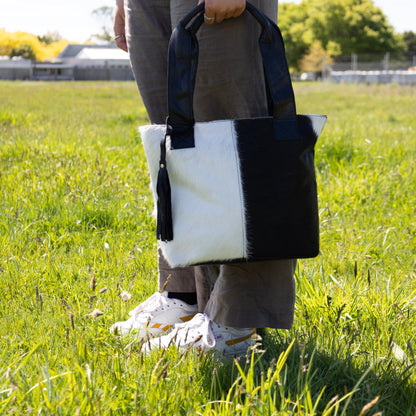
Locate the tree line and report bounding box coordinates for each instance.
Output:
[0,7,111,62]
[0,30,69,61]
[279,0,416,72]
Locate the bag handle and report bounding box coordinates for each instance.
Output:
[166,1,297,149]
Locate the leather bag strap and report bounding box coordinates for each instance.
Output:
[167,1,297,148]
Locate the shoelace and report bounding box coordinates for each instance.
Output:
[171,313,216,348]
[128,291,167,318]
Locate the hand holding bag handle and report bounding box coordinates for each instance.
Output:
[166,1,299,150]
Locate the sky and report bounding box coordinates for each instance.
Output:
[0,0,415,43]
[0,0,114,43]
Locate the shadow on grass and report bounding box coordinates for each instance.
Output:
[201,330,416,416]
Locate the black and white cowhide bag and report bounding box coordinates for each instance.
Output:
[140,2,327,268]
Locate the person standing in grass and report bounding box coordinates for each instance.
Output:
[111,0,296,357]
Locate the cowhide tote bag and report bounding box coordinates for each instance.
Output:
[140,2,327,268]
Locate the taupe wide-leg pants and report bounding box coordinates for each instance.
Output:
[125,0,296,329]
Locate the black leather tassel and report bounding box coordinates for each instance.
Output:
[156,134,173,241]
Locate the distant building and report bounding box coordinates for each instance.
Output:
[0,44,134,81]
[0,56,32,80]
[58,44,134,81]
[31,60,75,81]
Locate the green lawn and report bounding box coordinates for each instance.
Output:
[0,81,415,415]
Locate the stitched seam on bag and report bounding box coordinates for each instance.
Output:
[229,121,247,258]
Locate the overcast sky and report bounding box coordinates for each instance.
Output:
[0,0,415,43]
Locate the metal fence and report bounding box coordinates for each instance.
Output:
[321,53,416,85]
[331,53,416,72]
[329,70,416,85]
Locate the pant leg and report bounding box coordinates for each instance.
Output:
[125,0,196,293]
[158,248,196,292]
[204,260,297,329]
[125,0,170,124]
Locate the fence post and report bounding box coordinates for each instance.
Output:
[383,52,390,71]
[352,53,358,71]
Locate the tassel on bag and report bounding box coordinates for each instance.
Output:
[156,132,173,241]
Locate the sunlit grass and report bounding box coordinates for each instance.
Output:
[0,81,415,415]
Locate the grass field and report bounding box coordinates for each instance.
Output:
[0,81,415,415]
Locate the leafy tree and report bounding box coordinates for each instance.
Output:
[279,0,402,70]
[91,6,115,43]
[307,0,398,54]
[299,40,334,73]
[0,29,68,61]
[10,43,36,60]
[402,31,416,61]
[38,31,63,45]
[279,2,312,70]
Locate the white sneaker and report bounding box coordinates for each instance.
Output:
[110,291,198,339]
[141,313,256,357]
